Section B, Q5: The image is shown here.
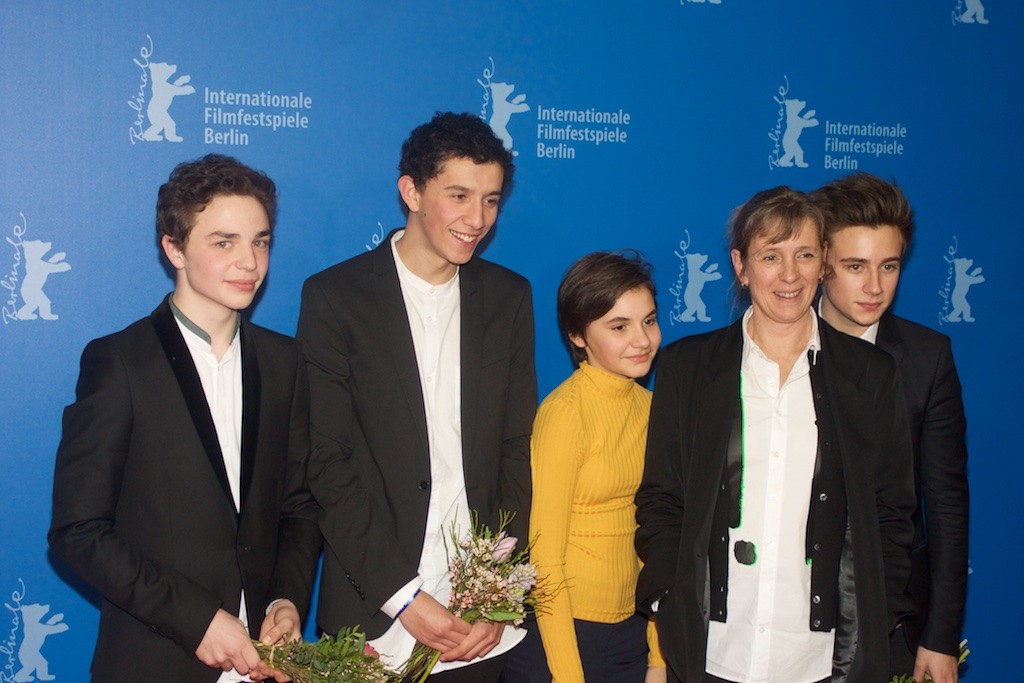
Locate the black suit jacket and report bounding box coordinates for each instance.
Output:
[296,235,536,638]
[49,299,321,682]
[636,317,916,683]
[877,313,969,657]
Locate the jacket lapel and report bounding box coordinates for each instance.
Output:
[239,320,260,511]
[372,238,430,459]
[150,298,235,508]
[459,263,481,464]
[692,321,743,493]
[875,312,905,367]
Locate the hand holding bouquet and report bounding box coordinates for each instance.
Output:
[253,627,400,683]
[403,510,547,682]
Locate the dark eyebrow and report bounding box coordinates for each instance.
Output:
[443,184,502,198]
[606,308,658,325]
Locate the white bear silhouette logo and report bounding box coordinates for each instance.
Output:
[488,81,530,155]
[141,62,195,142]
[14,603,68,682]
[953,0,988,25]
[17,240,70,321]
[678,253,722,322]
[943,256,985,323]
[777,98,818,168]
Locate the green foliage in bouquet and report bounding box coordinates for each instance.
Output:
[254,627,401,683]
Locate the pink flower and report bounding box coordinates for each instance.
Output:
[492,533,518,562]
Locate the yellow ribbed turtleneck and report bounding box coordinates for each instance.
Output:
[529,361,663,682]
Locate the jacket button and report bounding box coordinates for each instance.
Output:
[418,480,429,491]
[813,594,821,604]
[818,493,827,502]
[813,619,821,628]
[813,543,821,551]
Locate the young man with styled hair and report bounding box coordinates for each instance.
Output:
[50,154,321,682]
[297,112,536,681]
[814,171,969,683]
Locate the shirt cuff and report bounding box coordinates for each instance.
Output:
[264,598,294,616]
[380,577,425,619]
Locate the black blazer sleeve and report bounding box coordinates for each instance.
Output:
[915,333,969,655]
[266,342,322,623]
[48,337,222,654]
[492,277,535,545]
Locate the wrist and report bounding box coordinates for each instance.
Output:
[396,588,421,618]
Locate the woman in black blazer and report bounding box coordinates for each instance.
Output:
[635,186,916,683]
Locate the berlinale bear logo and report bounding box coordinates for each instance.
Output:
[2,215,72,325]
[477,58,530,157]
[129,36,195,144]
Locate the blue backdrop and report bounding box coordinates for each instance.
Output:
[1,1,1018,679]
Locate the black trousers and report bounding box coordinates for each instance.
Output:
[502,614,648,683]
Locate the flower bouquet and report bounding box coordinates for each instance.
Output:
[402,510,546,683]
[253,626,401,683]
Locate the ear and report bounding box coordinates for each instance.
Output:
[730,249,747,287]
[398,175,421,214]
[161,235,185,270]
[568,333,587,353]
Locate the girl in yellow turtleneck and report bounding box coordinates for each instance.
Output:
[504,252,665,683]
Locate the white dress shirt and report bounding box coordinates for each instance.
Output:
[705,308,834,683]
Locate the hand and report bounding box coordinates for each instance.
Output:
[259,599,302,645]
[914,646,958,683]
[195,609,260,674]
[398,591,472,653]
[439,620,503,662]
[645,666,668,683]
[249,659,294,682]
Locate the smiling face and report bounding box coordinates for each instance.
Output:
[731,219,823,330]
[396,156,504,284]
[162,193,270,327]
[821,224,903,336]
[569,287,661,380]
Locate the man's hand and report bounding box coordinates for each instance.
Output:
[195,609,260,674]
[398,592,472,653]
[259,599,302,645]
[914,646,958,683]
[438,620,503,662]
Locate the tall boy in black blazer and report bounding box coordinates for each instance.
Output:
[49,155,321,682]
[814,172,969,683]
[297,112,536,681]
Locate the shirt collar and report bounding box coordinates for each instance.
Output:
[169,295,240,348]
[740,305,821,365]
[391,230,460,295]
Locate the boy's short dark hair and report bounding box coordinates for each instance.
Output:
[557,250,657,365]
[156,154,277,247]
[398,112,515,190]
[812,171,915,253]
